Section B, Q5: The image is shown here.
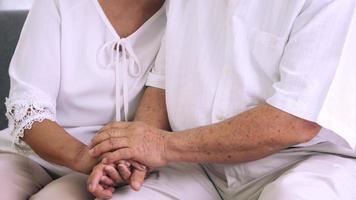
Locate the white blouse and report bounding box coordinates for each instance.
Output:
[5,0,166,146]
[148,0,356,148]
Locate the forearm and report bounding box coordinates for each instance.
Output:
[23,120,98,174]
[134,87,170,130]
[165,104,321,164]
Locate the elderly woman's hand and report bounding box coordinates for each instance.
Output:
[89,121,170,169]
[87,161,149,198]
[87,163,117,199]
[110,160,149,191]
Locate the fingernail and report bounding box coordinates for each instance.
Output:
[132,163,146,171]
[88,184,93,192]
[102,158,108,164]
[124,160,131,165]
[133,181,142,191]
[89,149,94,155]
[119,160,131,167]
[118,165,124,171]
[118,163,127,169]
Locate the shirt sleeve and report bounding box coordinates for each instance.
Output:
[5,0,61,145]
[146,36,166,90]
[266,0,356,146]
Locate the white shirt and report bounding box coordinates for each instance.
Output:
[147,0,356,148]
[6,0,166,146]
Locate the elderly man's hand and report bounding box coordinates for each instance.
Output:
[89,122,169,168]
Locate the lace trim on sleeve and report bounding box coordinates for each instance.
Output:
[5,95,56,145]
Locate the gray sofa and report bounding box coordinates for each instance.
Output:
[0,10,28,130]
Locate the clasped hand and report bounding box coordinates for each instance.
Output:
[87,121,169,199]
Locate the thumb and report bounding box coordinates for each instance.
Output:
[129,169,147,191]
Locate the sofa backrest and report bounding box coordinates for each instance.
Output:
[0,10,28,130]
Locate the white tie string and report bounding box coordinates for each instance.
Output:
[97,39,142,121]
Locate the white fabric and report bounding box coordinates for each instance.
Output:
[259,154,356,200]
[104,144,356,200]
[147,0,356,148]
[110,164,221,200]
[5,0,166,147]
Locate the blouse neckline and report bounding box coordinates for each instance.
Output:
[91,0,165,41]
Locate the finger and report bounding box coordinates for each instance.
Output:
[117,160,131,167]
[131,161,147,171]
[91,184,113,199]
[105,165,124,183]
[102,184,113,189]
[90,129,127,148]
[87,165,104,193]
[89,137,129,157]
[99,152,113,161]
[102,148,134,164]
[129,169,147,191]
[99,122,130,133]
[100,186,115,194]
[100,175,115,186]
[107,187,115,193]
[117,163,132,180]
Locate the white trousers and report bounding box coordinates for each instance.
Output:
[110,143,356,200]
[0,150,93,200]
[1,131,356,200]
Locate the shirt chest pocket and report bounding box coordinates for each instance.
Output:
[249,28,288,82]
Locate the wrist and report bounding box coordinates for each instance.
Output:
[72,144,98,174]
[162,132,180,164]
